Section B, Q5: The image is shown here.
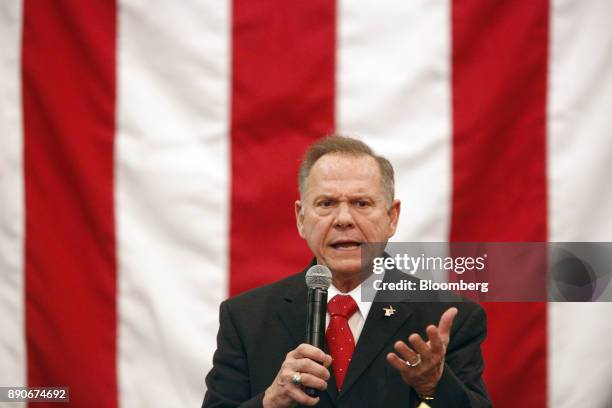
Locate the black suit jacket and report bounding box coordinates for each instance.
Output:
[203,265,492,408]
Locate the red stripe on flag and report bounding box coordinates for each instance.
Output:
[230,1,336,295]
[22,1,118,407]
[451,1,549,407]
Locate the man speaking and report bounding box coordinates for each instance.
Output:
[203,136,491,407]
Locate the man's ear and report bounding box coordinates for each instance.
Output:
[295,200,305,238]
[387,199,401,237]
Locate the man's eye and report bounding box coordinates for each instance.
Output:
[356,200,369,208]
[319,200,333,207]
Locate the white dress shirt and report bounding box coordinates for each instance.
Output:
[326,283,372,343]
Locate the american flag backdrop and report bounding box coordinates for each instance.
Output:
[1,0,612,407]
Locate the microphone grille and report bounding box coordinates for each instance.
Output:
[305,265,332,289]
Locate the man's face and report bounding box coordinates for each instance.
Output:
[295,153,400,277]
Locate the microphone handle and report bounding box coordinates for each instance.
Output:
[305,287,328,398]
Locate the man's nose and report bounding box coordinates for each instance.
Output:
[333,202,354,229]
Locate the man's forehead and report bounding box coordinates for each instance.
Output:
[304,154,384,194]
[310,153,380,178]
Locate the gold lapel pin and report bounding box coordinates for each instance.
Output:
[383,305,396,317]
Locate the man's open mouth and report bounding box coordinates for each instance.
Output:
[330,241,362,250]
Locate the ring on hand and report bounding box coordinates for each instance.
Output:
[291,372,302,385]
[405,353,422,367]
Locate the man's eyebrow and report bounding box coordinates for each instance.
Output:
[311,193,376,201]
[311,194,336,201]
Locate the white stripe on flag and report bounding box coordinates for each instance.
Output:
[337,0,452,243]
[548,0,612,407]
[116,1,230,406]
[548,0,612,243]
[0,0,25,397]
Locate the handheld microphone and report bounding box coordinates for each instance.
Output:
[304,265,332,398]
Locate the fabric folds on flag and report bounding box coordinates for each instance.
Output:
[1,1,611,407]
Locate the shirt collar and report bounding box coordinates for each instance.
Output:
[327,281,372,320]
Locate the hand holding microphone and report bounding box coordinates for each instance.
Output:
[262,266,333,408]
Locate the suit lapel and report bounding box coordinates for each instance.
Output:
[338,267,420,398]
[277,280,308,346]
[276,259,319,344]
[338,299,413,398]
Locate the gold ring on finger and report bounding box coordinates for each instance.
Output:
[405,353,422,368]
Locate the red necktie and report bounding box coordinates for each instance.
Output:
[326,295,358,391]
